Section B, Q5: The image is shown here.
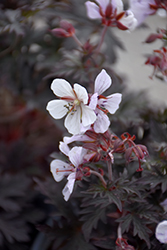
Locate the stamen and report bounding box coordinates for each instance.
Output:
[98,94,107,99]
[97,104,109,114]
[56,168,73,174]
[64,103,73,111]
[73,89,78,99]
[61,96,75,101]
[63,102,77,114]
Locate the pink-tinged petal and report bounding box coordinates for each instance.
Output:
[99,93,122,114]
[89,93,98,110]
[85,1,101,19]
[93,109,110,133]
[59,141,70,156]
[96,0,110,13]
[84,152,97,162]
[160,199,167,212]
[63,134,94,144]
[73,83,88,104]
[80,123,91,134]
[50,159,71,182]
[51,79,75,98]
[112,0,123,13]
[129,0,155,26]
[69,146,87,166]
[81,103,96,127]
[155,220,167,243]
[46,100,68,119]
[94,69,112,95]
[64,107,81,135]
[119,10,137,31]
[62,172,76,201]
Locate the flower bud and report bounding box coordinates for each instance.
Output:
[50,20,75,38]
[145,33,163,43]
[50,28,69,38]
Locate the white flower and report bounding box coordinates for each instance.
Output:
[63,134,95,145]
[120,10,138,31]
[155,220,167,243]
[89,69,122,133]
[46,79,96,135]
[59,141,70,156]
[85,0,124,20]
[62,172,76,201]
[50,146,87,201]
[50,159,73,182]
[129,0,155,26]
[85,0,137,31]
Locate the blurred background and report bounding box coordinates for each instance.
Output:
[114,11,167,107]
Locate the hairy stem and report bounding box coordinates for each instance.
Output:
[72,33,84,48]
[90,170,107,188]
[107,160,112,182]
[95,25,108,55]
[117,224,122,239]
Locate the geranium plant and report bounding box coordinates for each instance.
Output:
[40,1,167,249]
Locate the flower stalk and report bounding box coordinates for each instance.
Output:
[72,33,84,49]
[89,169,107,188]
[107,160,112,182]
[95,25,108,55]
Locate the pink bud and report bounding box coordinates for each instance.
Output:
[145,33,163,43]
[50,28,69,38]
[50,20,75,38]
[60,20,75,34]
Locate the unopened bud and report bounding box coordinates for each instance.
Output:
[50,28,69,38]
[145,33,163,43]
[50,20,75,38]
[60,20,75,34]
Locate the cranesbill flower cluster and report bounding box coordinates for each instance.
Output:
[47,69,121,135]
[46,69,124,200]
[47,69,149,200]
[85,0,137,31]
[46,2,150,203]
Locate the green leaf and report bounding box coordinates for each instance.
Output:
[61,232,97,250]
[103,190,122,212]
[82,184,123,212]
[0,174,31,212]
[0,215,29,244]
[132,215,151,248]
[80,206,107,241]
[117,213,152,248]
[140,168,167,193]
[38,220,97,250]
[117,214,132,234]
[92,237,115,249]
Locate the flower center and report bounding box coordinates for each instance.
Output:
[64,99,81,115]
[74,99,80,106]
